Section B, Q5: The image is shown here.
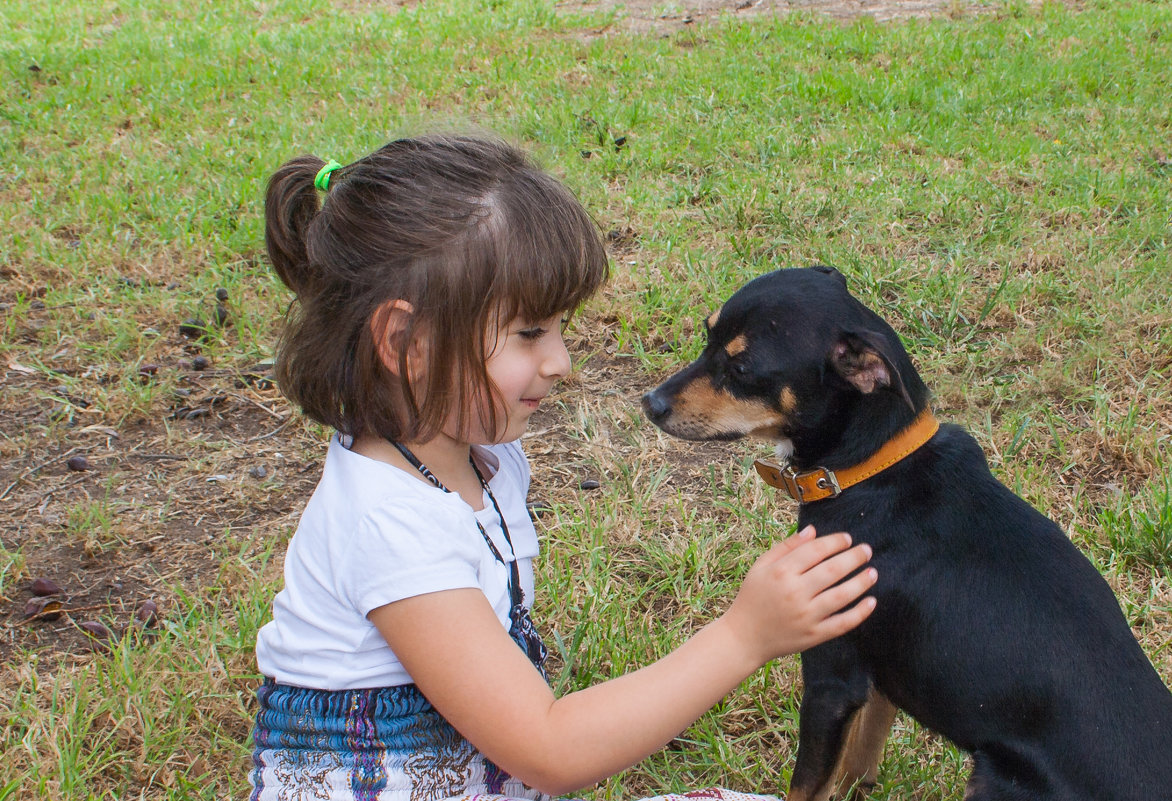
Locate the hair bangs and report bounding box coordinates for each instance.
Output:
[487,173,609,325]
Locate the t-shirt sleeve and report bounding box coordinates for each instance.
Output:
[340,501,482,617]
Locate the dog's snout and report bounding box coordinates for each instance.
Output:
[641,390,672,424]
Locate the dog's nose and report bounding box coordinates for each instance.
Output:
[641,391,671,424]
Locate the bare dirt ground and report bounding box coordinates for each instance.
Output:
[556,0,1046,34]
[0,361,319,660]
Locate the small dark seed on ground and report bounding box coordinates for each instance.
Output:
[179,318,206,338]
[80,620,112,638]
[526,501,553,519]
[79,620,114,648]
[23,596,63,620]
[66,455,91,471]
[31,577,63,596]
[135,600,159,627]
[579,479,601,491]
[191,355,210,370]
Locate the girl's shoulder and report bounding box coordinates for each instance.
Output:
[306,434,473,538]
[300,436,532,553]
[289,437,487,607]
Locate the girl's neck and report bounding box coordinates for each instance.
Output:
[351,432,486,511]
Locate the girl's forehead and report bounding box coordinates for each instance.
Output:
[490,299,568,324]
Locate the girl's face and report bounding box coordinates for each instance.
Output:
[473,312,571,444]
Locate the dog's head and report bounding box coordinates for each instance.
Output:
[642,266,927,462]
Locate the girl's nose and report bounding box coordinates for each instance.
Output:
[542,333,571,380]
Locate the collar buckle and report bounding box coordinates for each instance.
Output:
[754,459,841,502]
[795,464,841,499]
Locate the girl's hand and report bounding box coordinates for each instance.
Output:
[720,525,877,667]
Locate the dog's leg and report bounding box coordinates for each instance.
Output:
[787,646,872,801]
[788,685,865,801]
[831,689,896,800]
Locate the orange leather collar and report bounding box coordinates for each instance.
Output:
[754,410,939,503]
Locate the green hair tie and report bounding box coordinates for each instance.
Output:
[314,159,344,192]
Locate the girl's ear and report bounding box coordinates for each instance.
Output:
[370,299,419,377]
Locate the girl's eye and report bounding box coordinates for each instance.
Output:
[517,315,566,340]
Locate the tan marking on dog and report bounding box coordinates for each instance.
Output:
[789,689,896,801]
[706,309,720,330]
[832,690,897,799]
[780,385,798,413]
[667,377,783,439]
[725,334,748,358]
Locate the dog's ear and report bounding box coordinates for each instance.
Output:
[830,330,914,410]
[811,265,848,289]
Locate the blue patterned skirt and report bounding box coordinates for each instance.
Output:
[249,679,547,801]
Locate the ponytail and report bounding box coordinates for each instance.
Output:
[264,155,325,296]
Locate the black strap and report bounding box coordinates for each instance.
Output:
[391,441,444,490]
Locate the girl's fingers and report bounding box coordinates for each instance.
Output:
[802,543,874,589]
[780,531,857,573]
[820,595,878,639]
[762,525,817,561]
[814,567,879,612]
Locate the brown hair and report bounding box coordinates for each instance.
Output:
[264,134,609,443]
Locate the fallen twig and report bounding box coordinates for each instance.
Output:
[0,447,81,501]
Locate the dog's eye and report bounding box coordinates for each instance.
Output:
[730,362,749,379]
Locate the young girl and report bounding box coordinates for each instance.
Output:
[251,134,877,801]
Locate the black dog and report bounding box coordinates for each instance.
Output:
[642,266,1172,801]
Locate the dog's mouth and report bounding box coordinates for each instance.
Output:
[642,384,789,443]
[650,421,747,442]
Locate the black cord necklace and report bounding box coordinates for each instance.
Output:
[388,440,548,677]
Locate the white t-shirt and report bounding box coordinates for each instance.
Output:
[255,435,540,690]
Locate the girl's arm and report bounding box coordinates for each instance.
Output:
[368,527,875,796]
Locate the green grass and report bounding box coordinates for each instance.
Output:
[2,0,1170,798]
[1095,470,1172,570]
